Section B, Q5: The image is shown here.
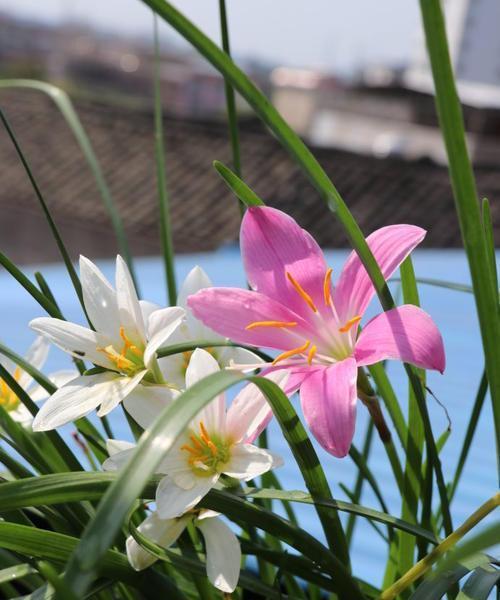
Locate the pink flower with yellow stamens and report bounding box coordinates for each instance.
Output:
[188,207,445,458]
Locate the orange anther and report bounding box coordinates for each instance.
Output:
[307,345,317,365]
[339,315,362,333]
[323,268,333,306]
[246,320,298,330]
[286,272,317,313]
[272,340,311,365]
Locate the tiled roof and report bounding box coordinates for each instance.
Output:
[0,89,498,264]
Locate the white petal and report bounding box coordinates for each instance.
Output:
[18,336,50,389]
[196,516,241,593]
[158,353,187,390]
[156,442,197,485]
[140,300,161,325]
[96,370,147,417]
[226,369,290,443]
[144,307,185,367]
[126,511,189,571]
[216,346,263,370]
[28,370,77,402]
[223,444,280,481]
[115,255,146,346]
[103,440,136,471]
[156,474,218,519]
[9,404,33,428]
[29,317,114,369]
[123,384,179,430]
[32,372,128,431]
[197,509,220,521]
[186,349,225,433]
[80,256,121,345]
[177,266,213,309]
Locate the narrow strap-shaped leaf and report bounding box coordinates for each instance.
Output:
[0,563,37,585]
[0,109,84,313]
[213,160,264,206]
[397,256,426,578]
[457,564,500,600]
[153,16,177,306]
[0,474,438,545]
[0,79,137,287]
[0,521,181,599]
[418,0,500,478]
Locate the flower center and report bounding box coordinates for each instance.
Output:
[245,268,361,365]
[0,368,21,412]
[181,421,231,476]
[98,327,145,375]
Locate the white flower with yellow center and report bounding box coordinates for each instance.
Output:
[104,348,286,521]
[160,266,263,388]
[0,337,75,428]
[30,256,185,431]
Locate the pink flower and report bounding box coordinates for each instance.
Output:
[188,207,445,458]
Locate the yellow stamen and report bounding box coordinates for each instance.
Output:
[339,315,362,333]
[190,434,204,450]
[286,272,317,313]
[323,268,333,306]
[273,340,311,365]
[199,421,210,443]
[180,444,198,456]
[119,327,143,358]
[246,320,297,330]
[207,440,218,456]
[307,345,317,365]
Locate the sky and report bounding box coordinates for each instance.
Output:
[0,0,422,74]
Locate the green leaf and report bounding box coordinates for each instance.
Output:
[0,473,438,546]
[457,564,500,600]
[152,16,177,306]
[418,0,500,479]
[213,161,264,206]
[0,563,37,585]
[398,256,426,579]
[0,79,136,286]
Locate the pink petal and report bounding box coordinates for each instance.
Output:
[354,305,445,373]
[241,207,329,320]
[187,287,312,350]
[334,225,426,322]
[300,359,358,458]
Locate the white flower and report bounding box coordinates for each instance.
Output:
[30,256,185,431]
[126,508,241,593]
[104,348,287,520]
[0,337,75,428]
[160,266,263,388]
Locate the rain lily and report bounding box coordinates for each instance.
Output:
[188,207,445,458]
[125,506,241,593]
[0,336,75,427]
[160,266,262,388]
[30,256,185,431]
[104,348,286,520]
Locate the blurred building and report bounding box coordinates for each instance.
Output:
[406,0,500,107]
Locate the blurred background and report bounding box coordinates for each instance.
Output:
[0,2,498,587]
[0,0,499,263]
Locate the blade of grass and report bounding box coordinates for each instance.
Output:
[0,79,137,287]
[0,109,84,313]
[0,474,439,545]
[218,2,242,180]
[346,420,375,545]
[482,198,498,295]
[213,160,264,206]
[397,257,426,580]
[152,15,177,306]
[418,0,500,477]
